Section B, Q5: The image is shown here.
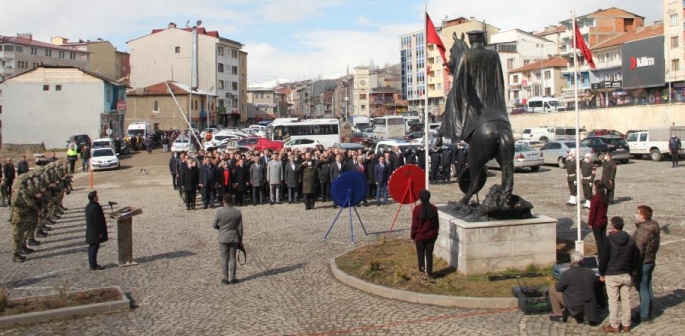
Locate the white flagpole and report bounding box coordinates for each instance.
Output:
[572,10,584,255]
[424,2,430,190]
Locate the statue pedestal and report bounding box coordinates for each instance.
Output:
[435,205,557,275]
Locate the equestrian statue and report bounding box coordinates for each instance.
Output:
[437,30,533,221]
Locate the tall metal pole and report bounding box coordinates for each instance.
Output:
[423,2,430,190]
[205,61,209,128]
[572,10,584,255]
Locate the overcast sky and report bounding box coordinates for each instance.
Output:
[0,0,662,84]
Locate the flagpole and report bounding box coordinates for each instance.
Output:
[424,2,430,190]
[572,9,584,255]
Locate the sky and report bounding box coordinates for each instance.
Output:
[0,0,662,85]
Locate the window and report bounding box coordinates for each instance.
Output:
[175,46,181,53]
[231,50,238,59]
[507,58,515,70]
[218,99,225,107]
[361,105,366,110]
[672,59,681,71]
[671,36,679,48]
[639,133,648,142]
[545,71,551,79]
[670,14,679,26]
[232,99,238,108]
[359,94,367,99]
[232,82,238,91]
[15,46,22,53]
[30,47,37,55]
[43,85,49,91]
[106,89,112,102]
[218,63,224,73]
[545,88,551,96]
[217,46,225,56]
[55,85,62,91]
[153,100,159,112]
[512,75,519,83]
[218,80,225,90]
[58,51,65,58]
[45,49,52,57]
[231,66,237,75]
[3,45,14,52]
[69,52,75,59]
[524,60,530,66]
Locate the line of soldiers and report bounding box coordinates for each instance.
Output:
[565,151,617,207]
[9,161,72,263]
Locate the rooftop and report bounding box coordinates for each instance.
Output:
[2,65,123,86]
[592,23,663,50]
[509,56,569,73]
[0,35,91,53]
[127,81,212,96]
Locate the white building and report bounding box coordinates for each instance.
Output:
[127,23,246,127]
[664,0,685,85]
[353,66,370,117]
[1,66,127,148]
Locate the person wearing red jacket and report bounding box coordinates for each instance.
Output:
[411,189,440,278]
[588,180,609,255]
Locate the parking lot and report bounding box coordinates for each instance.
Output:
[0,150,684,335]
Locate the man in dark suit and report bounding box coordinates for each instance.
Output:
[169,153,178,190]
[213,193,244,285]
[284,155,300,204]
[317,153,331,202]
[85,190,108,271]
[199,157,218,209]
[176,153,187,198]
[249,156,266,205]
[17,155,30,176]
[232,159,249,206]
[182,160,200,210]
[374,156,390,206]
[329,154,346,183]
[3,158,16,199]
[548,251,598,324]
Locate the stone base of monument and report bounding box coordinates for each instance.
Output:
[434,204,557,275]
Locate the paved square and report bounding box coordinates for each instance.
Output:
[1,152,684,335]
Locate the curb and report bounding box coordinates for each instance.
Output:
[330,257,517,309]
[0,286,130,328]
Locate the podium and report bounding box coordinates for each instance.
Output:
[110,206,143,267]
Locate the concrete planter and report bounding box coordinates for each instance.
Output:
[330,256,517,309]
[0,286,130,328]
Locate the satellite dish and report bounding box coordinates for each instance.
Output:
[106,129,113,136]
[458,166,487,194]
[388,165,425,204]
[330,172,367,207]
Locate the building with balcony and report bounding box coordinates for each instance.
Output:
[399,31,426,116]
[558,7,645,108]
[52,37,118,80]
[369,86,404,116]
[333,75,353,120]
[508,56,569,105]
[1,66,127,148]
[663,0,685,97]
[127,22,246,128]
[590,23,665,107]
[247,87,278,120]
[126,81,213,131]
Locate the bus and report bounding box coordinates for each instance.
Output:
[372,116,405,139]
[403,116,420,133]
[266,118,341,148]
[351,115,371,131]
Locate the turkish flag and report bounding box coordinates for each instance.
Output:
[573,22,596,69]
[426,13,450,75]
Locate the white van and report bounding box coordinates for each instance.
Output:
[520,127,586,143]
[527,97,565,113]
[127,121,154,138]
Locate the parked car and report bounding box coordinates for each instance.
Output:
[349,132,374,146]
[90,148,120,171]
[520,127,586,143]
[581,136,630,163]
[283,138,323,150]
[539,141,595,168]
[237,137,284,151]
[403,132,425,140]
[626,126,685,161]
[487,143,543,171]
[332,143,366,151]
[171,138,191,152]
[515,140,545,149]
[66,134,92,153]
[91,138,115,151]
[588,129,625,138]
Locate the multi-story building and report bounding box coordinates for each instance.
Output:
[115,51,130,81]
[333,75,353,120]
[558,7,645,108]
[126,81,213,131]
[353,66,370,117]
[489,30,556,108]
[399,30,425,115]
[590,23,666,106]
[663,0,685,98]
[53,37,118,80]
[127,22,246,127]
[238,50,248,124]
[247,87,277,120]
[508,56,569,104]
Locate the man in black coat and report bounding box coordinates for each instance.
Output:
[329,154,347,182]
[3,158,16,198]
[441,146,453,183]
[169,153,178,190]
[85,191,108,271]
[17,155,30,176]
[548,251,598,324]
[199,157,218,209]
[317,153,331,202]
[183,160,200,210]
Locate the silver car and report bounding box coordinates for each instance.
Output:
[540,141,595,168]
[487,144,544,171]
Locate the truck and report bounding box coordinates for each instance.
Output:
[351,115,371,131]
[126,121,154,139]
[626,126,685,161]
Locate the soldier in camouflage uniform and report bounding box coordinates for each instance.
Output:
[23,174,45,246]
[34,167,54,237]
[10,177,37,262]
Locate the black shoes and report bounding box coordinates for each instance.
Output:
[21,247,34,254]
[13,253,26,263]
[89,265,105,271]
[221,279,230,285]
[36,231,48,238]
[28,239,41,246]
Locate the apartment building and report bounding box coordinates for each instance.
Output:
[558,7,645,108]
[116,51,130,81]
[127,23,246,127]
[53,37,118,80]
[508,56,569,104]
[247,87,278,119]
[663,0,685,94]
[333,75,353,120]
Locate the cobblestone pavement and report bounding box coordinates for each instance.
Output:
[1,151,684,335]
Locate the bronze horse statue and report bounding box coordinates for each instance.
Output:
[439,31,524,219]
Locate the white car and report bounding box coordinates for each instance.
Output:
[200,128,220,139]
[204,134,240,150]
[90,148,120,171]
[171,138,191,152]
[284,138,323,150]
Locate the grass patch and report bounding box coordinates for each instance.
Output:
[336,237,554,297]
[556,238,598,264]
[0,287,121,317]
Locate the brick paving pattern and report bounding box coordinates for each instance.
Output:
[1,152,684,335]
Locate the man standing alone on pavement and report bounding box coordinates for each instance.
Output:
[632,205,660,325]
[669,133,681,167]
[80,145,91,172]
[213,194,243,285]
[17,156,30,176]
[4,158,16,199]
[85,191,108,271]
[599,216,639,333]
